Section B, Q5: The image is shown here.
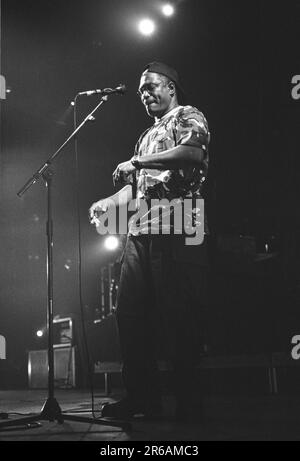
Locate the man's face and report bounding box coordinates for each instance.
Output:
[138,72,173,118]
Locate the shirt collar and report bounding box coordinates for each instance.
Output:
[154,105,184,124]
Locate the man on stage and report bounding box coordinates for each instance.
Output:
[90,61,210,421]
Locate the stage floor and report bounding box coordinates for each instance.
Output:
[0,389,300,441]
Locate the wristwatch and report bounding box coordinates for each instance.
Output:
[131,157,141,170]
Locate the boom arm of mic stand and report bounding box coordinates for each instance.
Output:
[17,95,108,198]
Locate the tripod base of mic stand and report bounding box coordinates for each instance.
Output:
[0,397,132,432]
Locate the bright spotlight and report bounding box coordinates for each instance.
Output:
[36,330,44,338]
[104,236,119,251]
[138,18,156,36]
[162,3,175,17]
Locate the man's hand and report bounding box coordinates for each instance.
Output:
[112,160,136,186]
[89,199,110,225]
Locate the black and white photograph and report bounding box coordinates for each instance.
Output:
[0,0,300,445]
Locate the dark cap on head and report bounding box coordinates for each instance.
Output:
[143,61,186,103]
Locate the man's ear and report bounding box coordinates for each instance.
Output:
[168,82,176,96]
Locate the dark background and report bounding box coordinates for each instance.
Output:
[0,0,299,387]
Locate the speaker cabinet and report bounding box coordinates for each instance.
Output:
[28,346,76,389]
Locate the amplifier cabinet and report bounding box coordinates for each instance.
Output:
[28,346,76,389]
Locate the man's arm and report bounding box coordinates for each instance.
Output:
[112,146,205,183]
[89,184,133,223]
[135,145,205,170]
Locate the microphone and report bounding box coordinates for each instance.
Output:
[78,84,126,97]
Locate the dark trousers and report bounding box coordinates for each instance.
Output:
[116,234,208,408]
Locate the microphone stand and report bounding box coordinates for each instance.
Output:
[0,95,131,432]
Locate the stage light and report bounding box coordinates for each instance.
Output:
[104,236,119,251]
[162,3,175,17]
[138,18,156,36]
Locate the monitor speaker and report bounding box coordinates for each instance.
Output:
[28,346,76,389]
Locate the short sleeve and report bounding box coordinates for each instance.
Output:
[174,106,210,149]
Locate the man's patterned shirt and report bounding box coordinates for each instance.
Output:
[128,105,210,236]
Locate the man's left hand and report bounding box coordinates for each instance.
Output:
[113,160,136,186]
